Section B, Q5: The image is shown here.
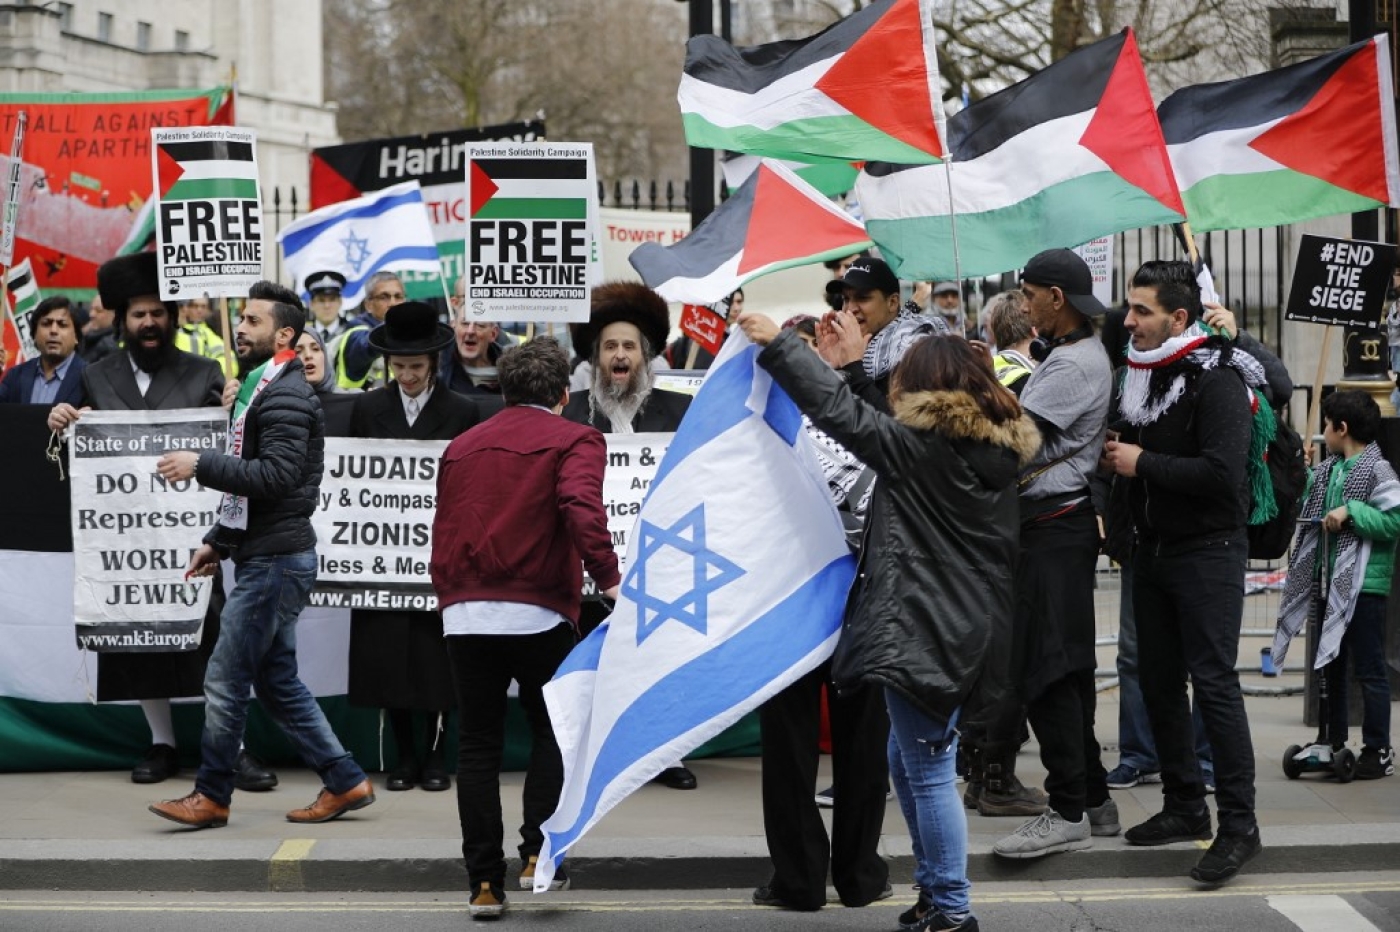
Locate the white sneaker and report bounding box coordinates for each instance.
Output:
[993,811,1092,859]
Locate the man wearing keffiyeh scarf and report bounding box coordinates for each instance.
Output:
[819,256,938,415]
[1274,391,1400,780]
[1104,260,1261,885]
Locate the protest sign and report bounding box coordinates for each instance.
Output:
[1073,235,1114,308]
[152,126,262,300]
[0,88,232,293]
[464,142,601,323]
[308,437,445,612]
[679,303,726,355]
[1,257,37,370]
[68,409,226,651]
[1285,234,1394,329]
[309,120,545,301]
[308,433,670,609]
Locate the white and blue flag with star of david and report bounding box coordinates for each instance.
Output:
[276,180,442,306]
[534,332,857,892]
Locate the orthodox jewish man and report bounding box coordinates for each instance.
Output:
[562,281,696,791]
[347,301,481,792]
[45,252,276,793]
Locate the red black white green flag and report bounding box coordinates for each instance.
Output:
[857,29,1184,280]
[629,160,870,305]
[679,0,946,165]
[1159,35,1400,232]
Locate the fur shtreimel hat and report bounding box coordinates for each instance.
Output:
[571,281,670,359]
[96,252,161,321]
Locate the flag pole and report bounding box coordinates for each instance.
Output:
[0,110,28,368]
[219,296,236,378]
[1304,325,1334,464]
[921,0,964,334]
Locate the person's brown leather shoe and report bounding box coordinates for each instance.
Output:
[285,778,375,823]
[149,791,229,829]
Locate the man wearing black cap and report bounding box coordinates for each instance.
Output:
[347,302,479,794]
[990,248,1115,861]
[305,270,351,345]
[821,256,939,415]
[45,253,275,794]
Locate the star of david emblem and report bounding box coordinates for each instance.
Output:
[339,228,371,274]
[622,503,745,645]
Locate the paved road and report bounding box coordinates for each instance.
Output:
[4,872,1399,931]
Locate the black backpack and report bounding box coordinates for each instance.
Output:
[1247,414,1308,560]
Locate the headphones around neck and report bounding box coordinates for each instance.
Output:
[1028,323,1094,363]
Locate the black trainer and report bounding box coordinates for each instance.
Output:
[899,893,932,930]
[1356,746,1395,780]
[1190,827,1261,884]
[1124,809,1212,846]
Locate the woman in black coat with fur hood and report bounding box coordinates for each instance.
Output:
[740,315,1038,932]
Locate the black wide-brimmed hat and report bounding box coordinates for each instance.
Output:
[570,281,670,359]
[97,251,161,321]
[366,301,454,356]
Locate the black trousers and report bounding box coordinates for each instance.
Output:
[1134,535,1257,836]
[1016,502,1107,822]
[758,660,889,909]
[445,623,577,887]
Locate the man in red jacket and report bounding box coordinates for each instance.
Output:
[430,336,621,921]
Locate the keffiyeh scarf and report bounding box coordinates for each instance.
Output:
[1274,445,1400,668]
[1118,323,1266,427]
[863,309,937,381]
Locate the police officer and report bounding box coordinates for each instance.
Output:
[305,270,352,345]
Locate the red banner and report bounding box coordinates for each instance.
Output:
[0,88,233,293]
[679,303,726,355]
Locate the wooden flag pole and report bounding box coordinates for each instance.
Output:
[1304,325,1335,464]
[684,341,700,369]
[219,296,236,378]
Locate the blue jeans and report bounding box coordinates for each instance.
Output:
[1117,568,1215,782]
[195,551,364,806]
[1326,594,1393,751]
[885,689,969,917]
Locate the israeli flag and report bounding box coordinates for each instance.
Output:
[534,332,857,892]
[276,180,441,306]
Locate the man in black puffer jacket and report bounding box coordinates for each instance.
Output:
[147,281,374,830]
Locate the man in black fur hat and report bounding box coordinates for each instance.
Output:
[46,252,276,793]
[562,281,696,791]
[563,281,690,434]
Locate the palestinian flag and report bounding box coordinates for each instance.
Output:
[1,258,38,370]
[1159,35,1400,232]
[468,157,589,220]
[154,137,259,202]
[629,159,871,305]
[721,152,861,197]
[856,29,1184,280]
[679,0,945,165]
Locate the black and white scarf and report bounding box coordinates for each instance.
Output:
[862,309,937,381]
[1274,443,1400,668]
[1118,323,1266,426]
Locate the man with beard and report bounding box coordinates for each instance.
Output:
[562,281,695,792]
[1105,260,1260,884]
[149,280,374,829]
[563,282,690,433]
[0,297,87,405]
[45,252,275,794]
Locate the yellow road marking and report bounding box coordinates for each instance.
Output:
[3,878,1400,913]
[268,839,316,892]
